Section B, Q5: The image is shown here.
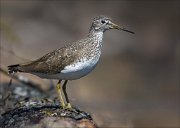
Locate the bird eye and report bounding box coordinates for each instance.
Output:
[101,20,106,24]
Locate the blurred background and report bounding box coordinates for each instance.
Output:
[0,0,179,127]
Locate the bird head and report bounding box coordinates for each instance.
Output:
[90,15,134,34]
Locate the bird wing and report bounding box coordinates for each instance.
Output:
[19,46,78,74]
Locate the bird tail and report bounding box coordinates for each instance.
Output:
[8,64,22,74]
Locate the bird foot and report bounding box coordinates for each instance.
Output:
[62,103,71,109]
[61,103,78,113]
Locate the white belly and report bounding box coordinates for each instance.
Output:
[33,57,99,80]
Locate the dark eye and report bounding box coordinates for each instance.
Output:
[101,20,106,24]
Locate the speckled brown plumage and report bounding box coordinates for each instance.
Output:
[18,36,101,74]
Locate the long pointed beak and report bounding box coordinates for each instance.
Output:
[111,22,135,34]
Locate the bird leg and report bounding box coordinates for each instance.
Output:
[56,80,65,108]
[62,80,72,108]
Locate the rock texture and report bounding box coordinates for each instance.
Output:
[0,103,96,128]
[0,83,96,128]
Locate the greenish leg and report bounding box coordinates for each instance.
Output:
[56,80,65,108]
[62,80,72,109]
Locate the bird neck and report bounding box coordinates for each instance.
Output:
[88,29,104,44]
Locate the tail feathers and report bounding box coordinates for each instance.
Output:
[8,64,22,74]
